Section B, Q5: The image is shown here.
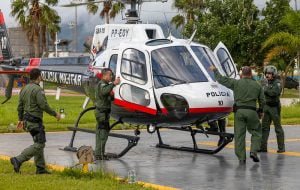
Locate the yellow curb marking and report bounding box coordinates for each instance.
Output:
[138,182,179,190]
[267,138,300,143]
[198,141,300,157]
[0,154,179,190]
[0,155,10,161]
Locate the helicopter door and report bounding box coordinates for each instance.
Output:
[213,42,239,79]
[113,48,157,115]
[108,51,118,75]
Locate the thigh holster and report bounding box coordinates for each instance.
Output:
[29,125,46,144]
[97,112,110,130]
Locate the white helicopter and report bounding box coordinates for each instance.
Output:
[0,0,239,157]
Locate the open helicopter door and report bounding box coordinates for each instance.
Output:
[213,42,239,79]
[113,48,157,115]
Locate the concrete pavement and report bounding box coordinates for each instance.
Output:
[1,126,300,189]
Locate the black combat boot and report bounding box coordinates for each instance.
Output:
[250,152,260,162]
[36,170,51,174]
[36,166,51,174]
[10,157,22,173]
[277,149,285,153]
[257,149,267,152]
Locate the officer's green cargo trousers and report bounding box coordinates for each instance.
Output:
[15,121,46,172]
[261,105,285,151]
[234,109,262,161]
[95,112,110,157]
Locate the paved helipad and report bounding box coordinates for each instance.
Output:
[1,126,300,190]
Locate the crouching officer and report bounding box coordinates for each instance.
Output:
[95,68,120,160]
[210,66,265,164]
[10,68,61,174]
[260,66,285,153]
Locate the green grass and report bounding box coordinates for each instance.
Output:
[281,88,300,98]
[0,159,152,190]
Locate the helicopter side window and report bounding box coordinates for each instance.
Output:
[191,46,216,81]
[120,84,150,106]
[121,48,147,84]
[109,54,118,74]
[216,48,236,78]
[145,29,156,39]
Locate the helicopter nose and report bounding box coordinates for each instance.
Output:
[160,93,189,119]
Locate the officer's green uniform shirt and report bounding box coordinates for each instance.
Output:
[213,70,265,109]
[95,80,115,112]
[264,79,281,105]
[18,83,56,121]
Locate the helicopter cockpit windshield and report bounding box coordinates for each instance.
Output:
[151,46,208,88]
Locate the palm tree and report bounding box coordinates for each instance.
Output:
[87,0,125,24]
[171,0,205,35]
[11,0,60,57]
[262,11,300,94]
[40,5,61,55]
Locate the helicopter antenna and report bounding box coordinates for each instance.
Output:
[163,12,171,38]
[188,29,197,44]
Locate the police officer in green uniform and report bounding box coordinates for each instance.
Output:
[210,66,265,164]
[260,67,285,153]
[94,68,120,160]
[10,68,61,174]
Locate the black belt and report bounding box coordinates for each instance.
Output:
[236,106,256,111]
[24,112,42,123]
[233,105,256,112]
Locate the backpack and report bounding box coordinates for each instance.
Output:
[76,145,94,164]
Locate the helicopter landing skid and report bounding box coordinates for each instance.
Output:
[64,127,140,158]
[155,126,234,154]
[62,106,139,158]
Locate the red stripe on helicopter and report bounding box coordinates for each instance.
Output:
[114,98,157,115]
[0,12,4,25]
[189,107,233,113]
[25,58,41,72]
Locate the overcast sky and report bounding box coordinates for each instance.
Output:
[1,0,298,30]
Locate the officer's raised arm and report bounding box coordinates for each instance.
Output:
[209,65,236,90]
[257,85,265,119]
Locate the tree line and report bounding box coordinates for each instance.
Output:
[172,0,300,78]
